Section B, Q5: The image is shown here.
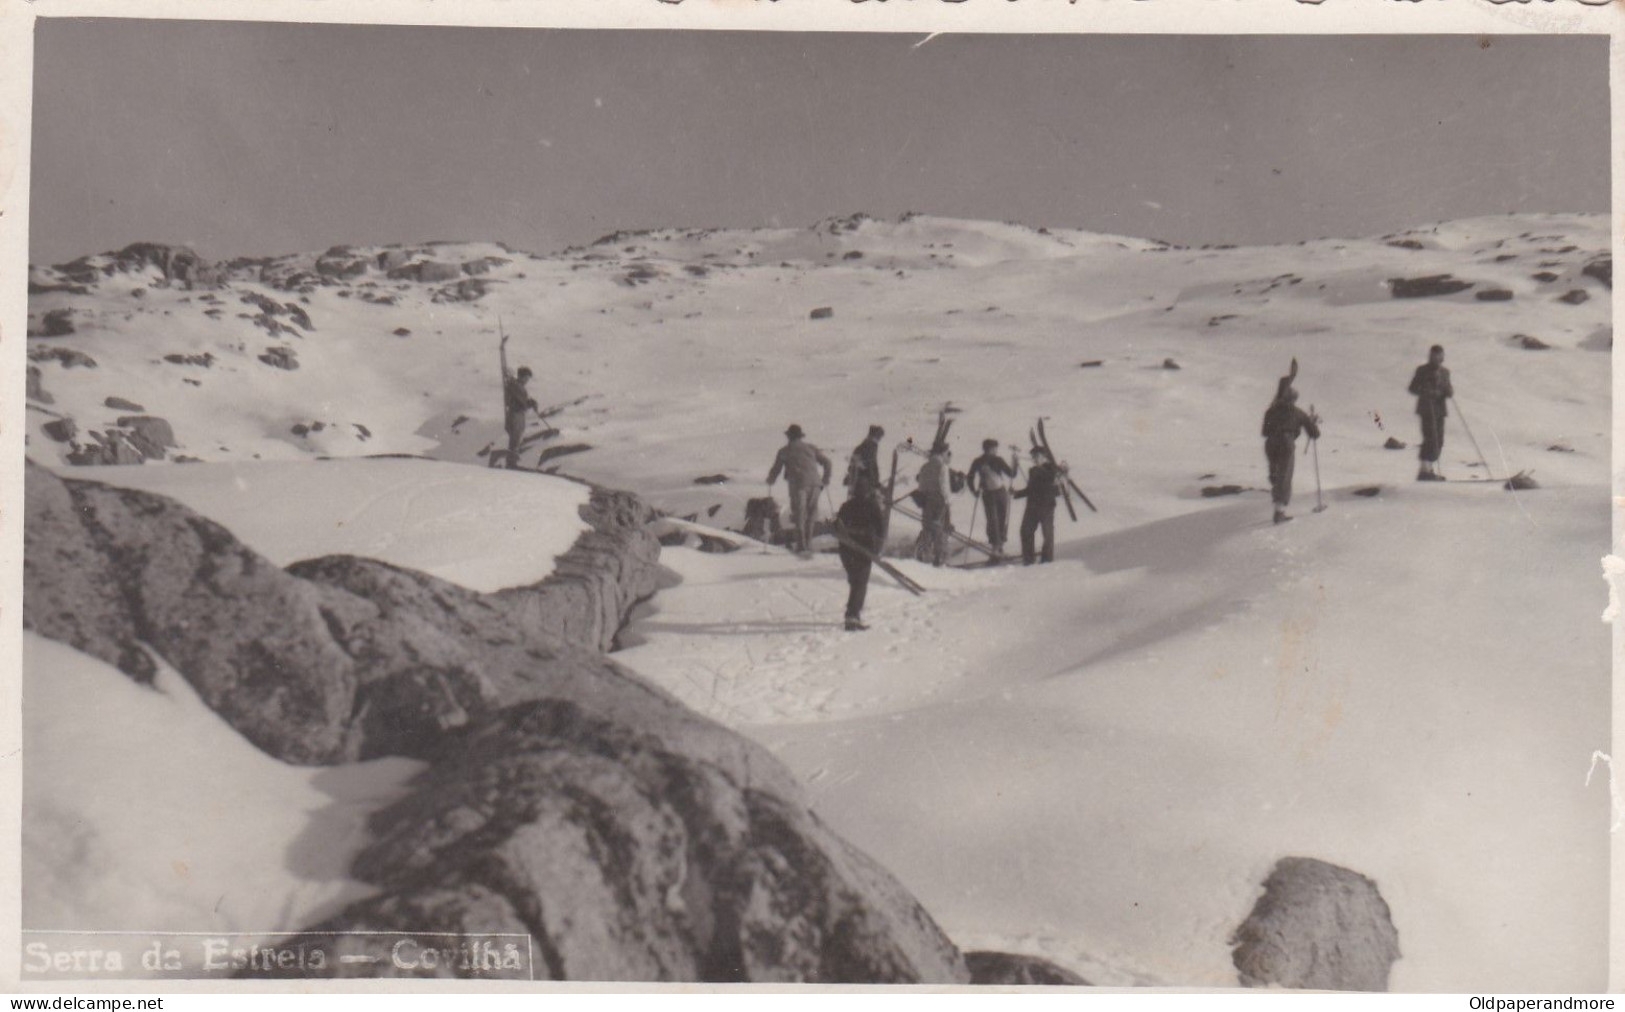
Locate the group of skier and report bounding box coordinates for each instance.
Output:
[501,335,1461,631]
[1264,344,1457,524]
[756,344,1460,630]
[764,419,1074,631]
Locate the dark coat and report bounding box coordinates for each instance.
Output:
[1261,401,1320,449]
[847,438,883,488]
[1015,462,1062,509]
[503,376,537,417]
[1408,363,1453,419]
[836,493,886,555]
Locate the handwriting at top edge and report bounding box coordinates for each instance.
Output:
[653,0,1614,6]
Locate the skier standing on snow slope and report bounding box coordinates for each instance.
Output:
[499,334,539,470]
[1408,344,1454,481]
[913,441,954,567]
[967,438,1019,560]
[1014,446,1065,565]
[1261,373,1321,525]
[834,474,886,632]
[766,423,834,556]
[845,424,885,489]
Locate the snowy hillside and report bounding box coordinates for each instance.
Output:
[23,211,1612,989]
[26,211,1610,525]
[618,482,1608,990]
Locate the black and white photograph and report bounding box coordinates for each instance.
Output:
[11,15,1615,993]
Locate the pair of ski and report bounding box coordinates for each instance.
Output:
[879,404,958,543]
[830,523,926,596]
[1030,418,1097,520]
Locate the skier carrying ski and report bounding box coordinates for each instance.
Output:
[914,441,953,567]
[766,423,833,555]
[1408,344,1454,481]
[1014,446,1064,565]
[834,474,886,631]
[1261,376,1321,524]
[846,424,885,489]
[500,334,539,470]
[967,438,1019,559]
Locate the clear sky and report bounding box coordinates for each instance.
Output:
[28,21,1609,264]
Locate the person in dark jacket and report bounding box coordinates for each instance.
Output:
[1015,447,1063,565]
[834,475,886,631]
[1408,344,1454,481]
[846,425,885,490]
[500,334,539,469]
[968,438,1018,558]
[1261,377,1321,524]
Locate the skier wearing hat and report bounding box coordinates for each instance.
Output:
[967,438,1019,559]
[767,424,834,555]
[1408,344,1454,481]
[1261,373,1321,524]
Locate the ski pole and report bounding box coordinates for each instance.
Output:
[1312,438,1326,513]
[1450,397,1494,480]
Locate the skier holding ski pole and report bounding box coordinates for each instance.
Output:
[498,326,540,470]
[1261,369,1321,524]
[1408,344,1454,481]
[968,438,1019,560]
[767,423,834,557]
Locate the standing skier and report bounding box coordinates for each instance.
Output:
[834,475,886,631]
[1408,344,1454,481]
[967,438,1018,559]
[914,442,953,567]
[846,424,886,489]
[766,424,833,555]
[1014,446,1063,565]
[500,334,539,470]
[1261,376,1321,524]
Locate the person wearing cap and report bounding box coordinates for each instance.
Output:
[913,441,953,567]
[500,333,539,469]
[1407,344,1453,481]
[1261,374,1321,524]
[1014,446,1063,564]
[967,438,1019,559]
[834,474,886,631]
[846,424,886,490]
[767,423,834,555]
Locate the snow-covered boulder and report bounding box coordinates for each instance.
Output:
[24,459,967,982]
[1230,857,1401,991]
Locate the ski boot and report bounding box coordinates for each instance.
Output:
[844,616,868,632]
[1273,508,1292,525]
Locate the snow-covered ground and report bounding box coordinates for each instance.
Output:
[618,482,1609,990]
[23,632,423,945]
[24,211,1612,987]
[75,458,591,593]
